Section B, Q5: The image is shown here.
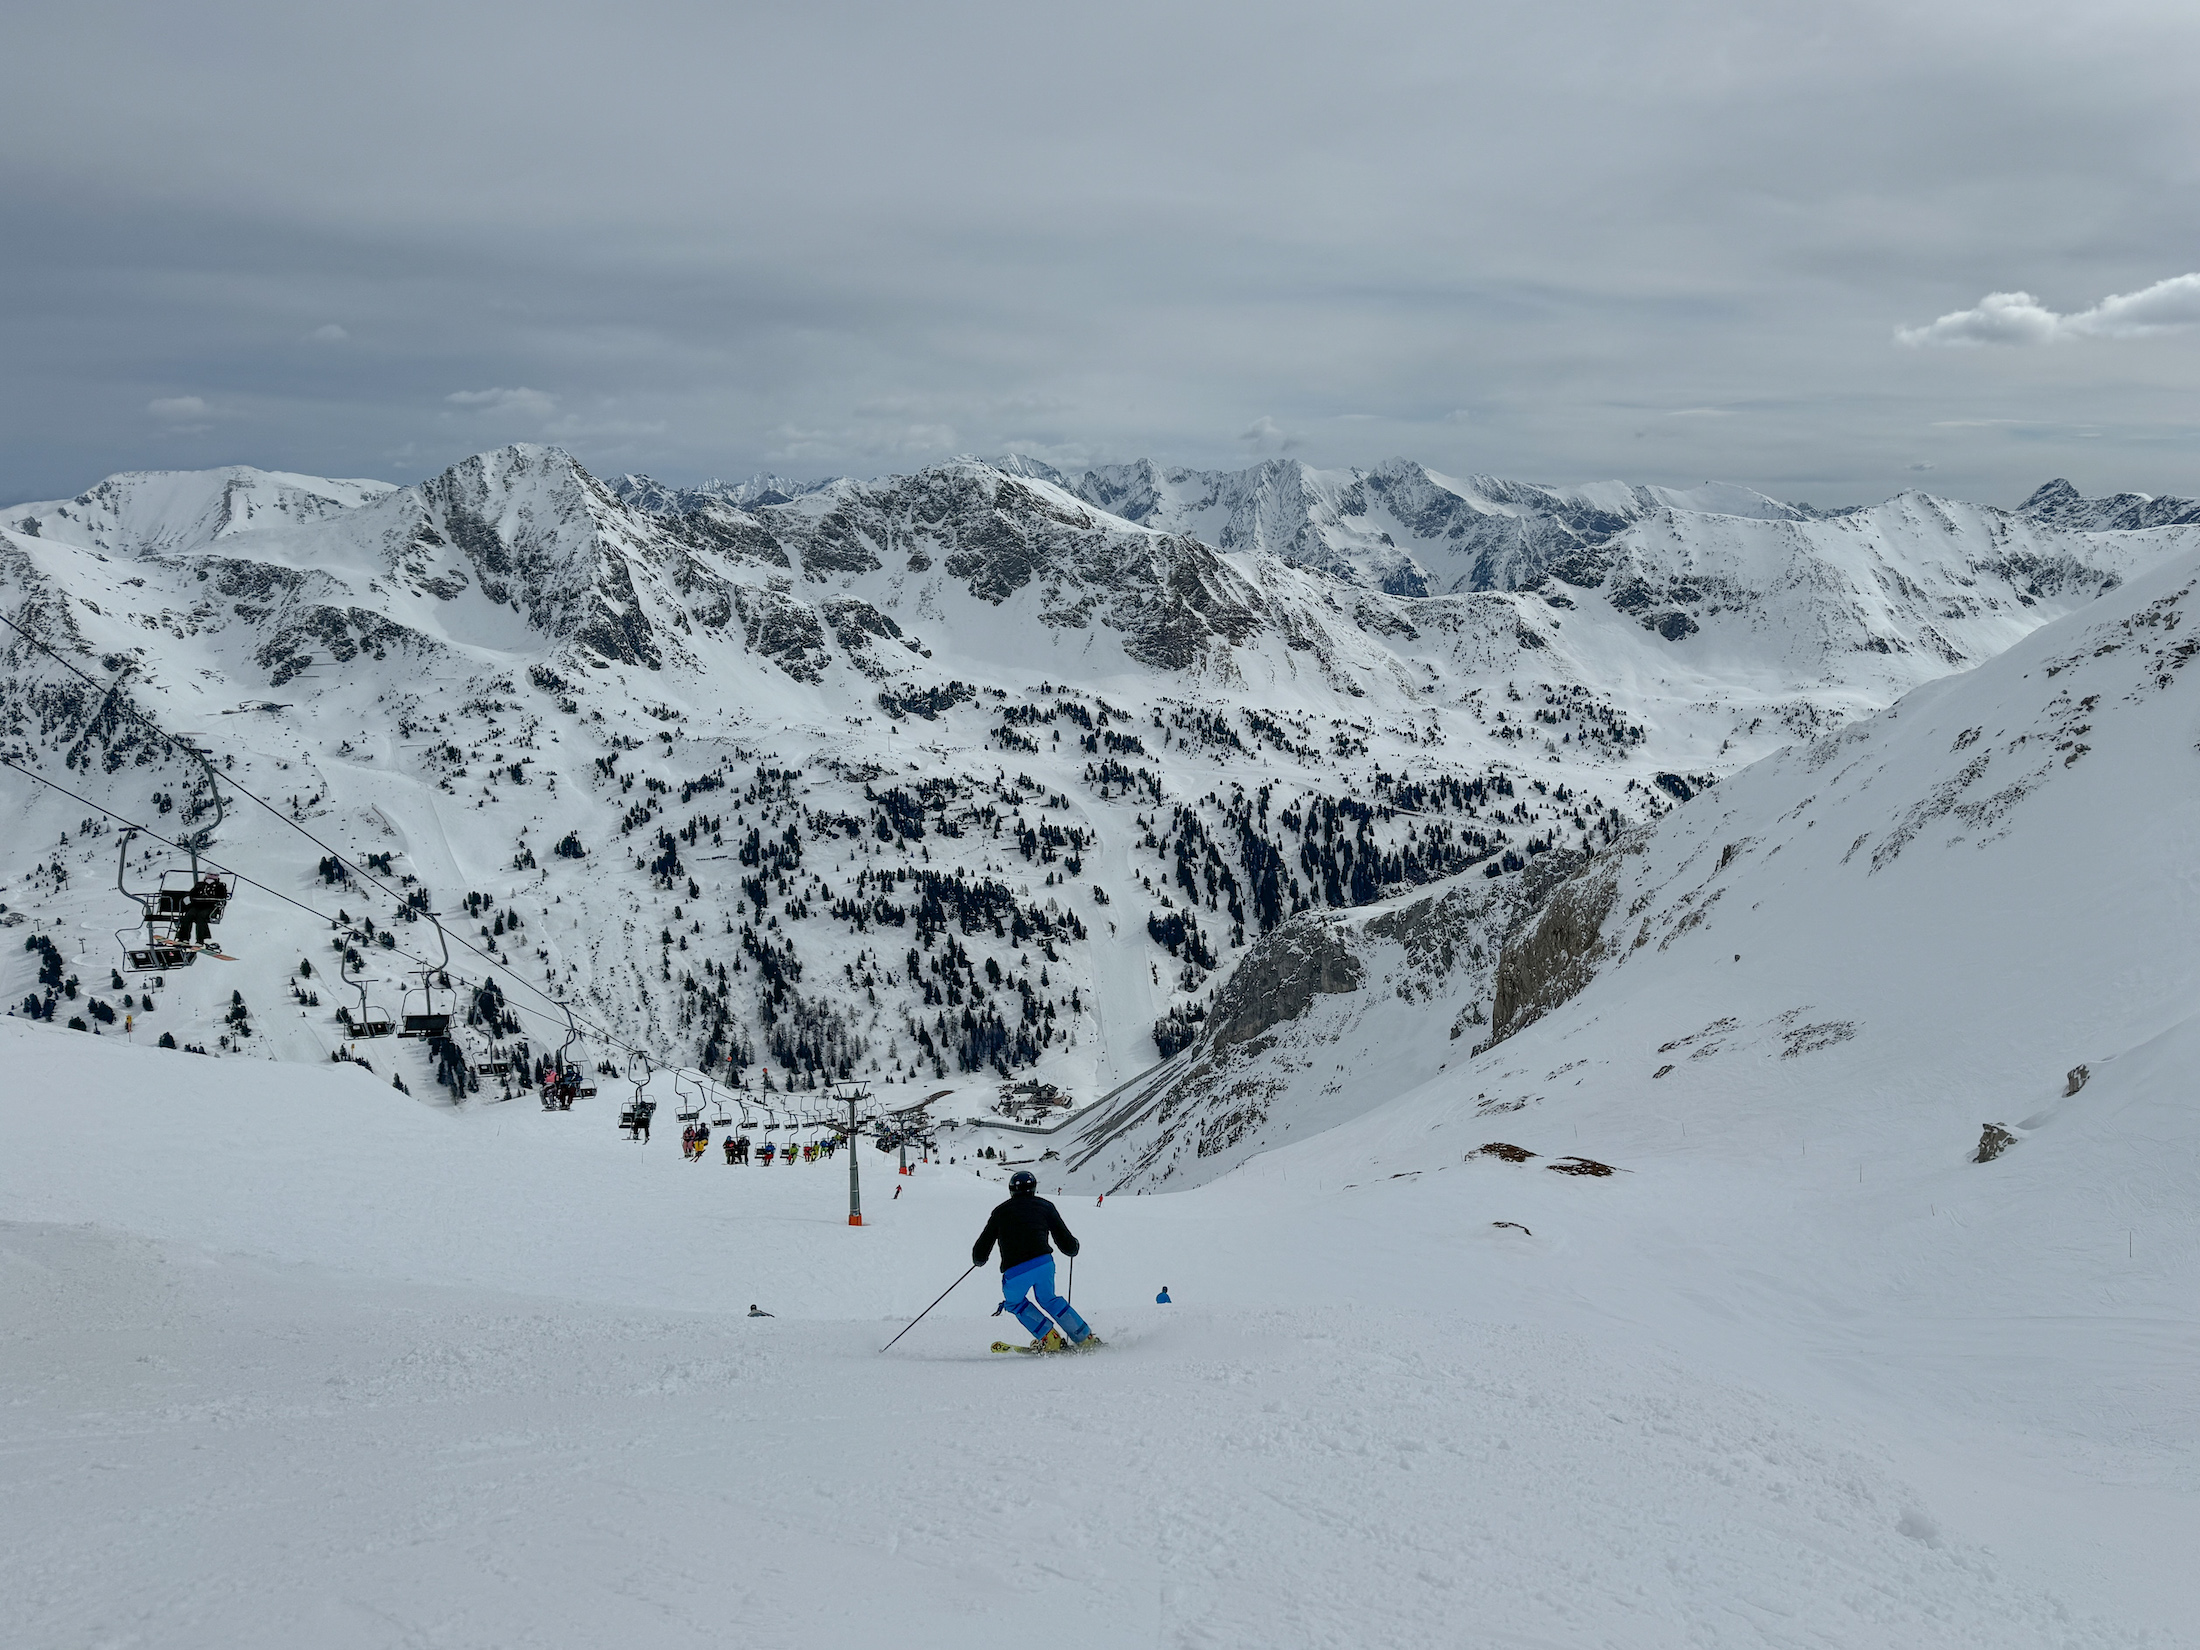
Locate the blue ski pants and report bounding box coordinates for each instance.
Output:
[1001,1255,1091,1343]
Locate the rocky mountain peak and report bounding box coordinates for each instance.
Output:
[2018,476,2200,532]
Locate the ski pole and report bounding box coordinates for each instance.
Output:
[1067,1254,1074,1307]
[880,1264,977,1353]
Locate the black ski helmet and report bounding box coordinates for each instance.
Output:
[1008,1169,1038,1194]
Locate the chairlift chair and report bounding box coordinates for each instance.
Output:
[542,1001,589,1109]
[112,735,232,972]
[673,1070,705,1125]
[339,947,395,1038]
[114,825,234,972]
[619,1050,658,1139]
[400,916,456,1037]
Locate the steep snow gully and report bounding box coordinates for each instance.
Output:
[4,448,2200,1648]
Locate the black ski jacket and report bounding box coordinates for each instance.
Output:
[972,1193,1080,1271]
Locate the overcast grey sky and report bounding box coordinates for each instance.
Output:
[5,0,2198,507]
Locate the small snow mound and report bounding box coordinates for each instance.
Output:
[1896,1510,1944,1548]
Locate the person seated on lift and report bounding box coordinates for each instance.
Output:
[179,875,228,946]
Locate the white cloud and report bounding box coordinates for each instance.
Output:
[994,440,1100,470]
[147,395,209,420]
[1239,415,1300,453]
[446,386,558,418]
[1898,274,2200,347]
[544,411,670,443]
[763,420,959,465]
[310,323,348,342]
[1906,461,1937,471]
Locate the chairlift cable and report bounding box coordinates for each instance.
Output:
[0,610,681,1071]
[0,752,688,1081]
[4,614,880,1116]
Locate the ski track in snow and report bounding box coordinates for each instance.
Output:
[0,1027,2191,1649]
[2,1220,2161,1650]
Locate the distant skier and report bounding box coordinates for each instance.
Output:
[972,1169,1097,1351]
[1156,1286,1171,1304]
[748,1304,773,1318]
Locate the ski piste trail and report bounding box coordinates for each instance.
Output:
[6,449,2200,1646]
[2,1014,2190,1649]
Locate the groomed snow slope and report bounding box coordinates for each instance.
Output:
[1,1023,2187,1650]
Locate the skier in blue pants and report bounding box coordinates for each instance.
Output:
[973,1170,1099,1350]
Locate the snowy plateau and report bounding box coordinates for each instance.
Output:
[3,445,2198,1647]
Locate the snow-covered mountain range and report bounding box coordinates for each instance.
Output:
[11,443,2200,1645]
[1062,482,2200,1187]
[995,454,1829,596]
[2,444,2190,1124]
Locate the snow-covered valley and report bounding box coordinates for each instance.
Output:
[5,447,2198,1647]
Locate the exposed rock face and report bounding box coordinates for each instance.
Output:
[1488,854,1625,1046]
[734,587,830,682]
[2019,478,2200,532]
[256,606,436,685]
[635,461,1300,678]
[823,598,903,652]
[1975,1123,2019,1163]
[400,447,668,667]
[1363,884,1477,980]
[1204,924,1364,1052]
[611,472,832,515]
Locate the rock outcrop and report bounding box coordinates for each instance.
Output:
[1063,879,1503,1193]
[1487,853,1625,1047]
[1203,924,1364,1052]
